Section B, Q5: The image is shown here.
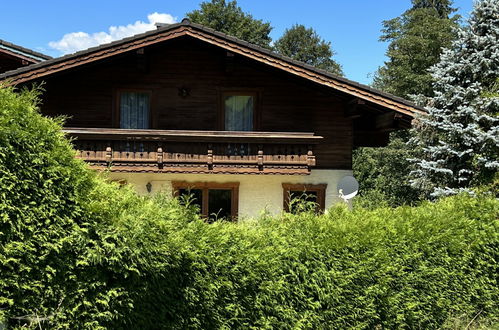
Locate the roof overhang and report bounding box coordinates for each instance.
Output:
[0,39,52,64]
[0,19,425,118]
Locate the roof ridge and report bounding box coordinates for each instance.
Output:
[0,19,424,114]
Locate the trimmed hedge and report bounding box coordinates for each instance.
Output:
[1,86,498,329]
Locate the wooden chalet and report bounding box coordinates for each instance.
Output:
[0,39,51,74]
[0,18,424,219]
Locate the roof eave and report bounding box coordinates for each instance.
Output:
[0,20,425,117]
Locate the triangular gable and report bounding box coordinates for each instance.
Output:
[0,19,424,118]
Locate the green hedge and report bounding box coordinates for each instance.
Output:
[1,86,498,329]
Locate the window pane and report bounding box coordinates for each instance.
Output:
[120,92,150,129]
[224,95,253,131]
[178,188,203,213]
[208,189,232,221]
[289,190,318,214]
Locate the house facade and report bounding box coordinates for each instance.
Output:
[0,19,424,219]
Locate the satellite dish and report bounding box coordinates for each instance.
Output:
[337,176,359,201]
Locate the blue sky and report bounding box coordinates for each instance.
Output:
[0,0,473,84]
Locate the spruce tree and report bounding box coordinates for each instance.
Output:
[274,24,343,75]
[410,0,499,198]
[187,0,272,48]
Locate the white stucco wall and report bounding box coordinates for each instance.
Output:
[108,169,352,219]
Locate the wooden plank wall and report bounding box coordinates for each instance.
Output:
[36,37,353,169]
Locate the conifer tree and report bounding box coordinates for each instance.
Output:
[410,0,499,198]
[274,24,343,75]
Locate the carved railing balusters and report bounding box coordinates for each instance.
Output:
[207,143,213,170]
[257,144,264,171]
[307,145,316,169]
[67,129,320,174]
[157,147,163,168]
[105,145,112,164]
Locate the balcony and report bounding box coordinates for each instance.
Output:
[64,128,323,175]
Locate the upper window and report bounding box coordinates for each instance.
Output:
[282,183,327,214]
[223,93,255,131]
[118,90,150,129]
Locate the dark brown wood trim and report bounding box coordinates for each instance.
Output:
[113,89,153,128]
[282,183,327,213]
[184,29,423,117]
[172,181,240,220]
[3,28,190,86]
[64,127,323,144]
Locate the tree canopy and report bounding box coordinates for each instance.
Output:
[412,0,456,18]
[372,0,459,98]
[354,0,461,207]
[274,24,343,75]
[186,0,272,48]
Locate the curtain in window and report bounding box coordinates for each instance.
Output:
[120,92,150,129]
[224,95,253,131]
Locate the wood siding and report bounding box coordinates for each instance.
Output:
[35,37,353,169]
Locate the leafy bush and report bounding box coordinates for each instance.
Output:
[353,131,422,209]
[1,85,497,328]
[0,85,94,327]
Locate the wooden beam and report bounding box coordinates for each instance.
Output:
[344,98,365,119]
[63,128,324,144]
[354,131,390,147]
[374,112,406,130]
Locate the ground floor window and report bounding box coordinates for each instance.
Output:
[172,181,239,221]
[282,183,327,213]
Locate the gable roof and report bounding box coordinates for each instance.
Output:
[0,19,424,117]
[0,39,52,63]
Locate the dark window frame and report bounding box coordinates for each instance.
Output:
[113,88,153,129]
[282,183,328,213]
[172,181,239,221]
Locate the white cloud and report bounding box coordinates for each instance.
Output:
[49,12,176,55]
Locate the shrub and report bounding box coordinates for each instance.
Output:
[1,85,497,328]
[0,84,94,327]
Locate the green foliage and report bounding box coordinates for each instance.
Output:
[412,0,456,17]
[1,85,497,328]
[274,24,343,75]
[90,193,499,329]
[373,0,459,98]
[186,0,272,48]
[288,192,320,214]
[353,0,459,206]
[409,0,499,198]
[355,0,460,207]
[0,84,95,327]
[353,131,422,208]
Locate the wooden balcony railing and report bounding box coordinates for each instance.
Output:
[64,128,323,175]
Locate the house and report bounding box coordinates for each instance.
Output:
[0,19,424,219]
[0,39,51,74]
